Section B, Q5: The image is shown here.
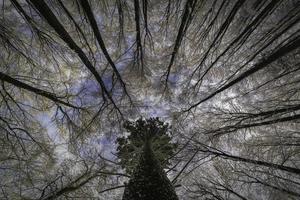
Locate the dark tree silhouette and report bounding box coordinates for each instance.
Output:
[116,118,177,174]
[120,118,179,200]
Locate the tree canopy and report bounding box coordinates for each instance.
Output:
[0,0,300,199]
[116,117,177,174]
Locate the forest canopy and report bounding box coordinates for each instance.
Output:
[0,0,300,199]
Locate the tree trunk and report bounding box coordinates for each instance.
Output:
[122,139,179,200]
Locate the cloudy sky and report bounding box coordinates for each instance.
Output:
[1,0,300,199]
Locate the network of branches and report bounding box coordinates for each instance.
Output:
[0,0,299,199]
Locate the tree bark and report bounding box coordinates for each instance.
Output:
[122,139,179,200]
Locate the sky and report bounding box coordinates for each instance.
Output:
[1,0,300,199]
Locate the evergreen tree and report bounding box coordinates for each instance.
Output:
[120,118,179,200]
[116,118,178,175]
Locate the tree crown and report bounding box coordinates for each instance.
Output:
[116,117,178,174]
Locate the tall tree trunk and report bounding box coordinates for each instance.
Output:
[122,139,179,200]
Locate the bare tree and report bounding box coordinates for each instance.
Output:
[0,0,299,199]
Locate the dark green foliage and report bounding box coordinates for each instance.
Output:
[116,117,177,174]
[122,139,179,200]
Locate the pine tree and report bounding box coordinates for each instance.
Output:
[116,118,178,174]
[122,132,179,200]
[117,118,179,200]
